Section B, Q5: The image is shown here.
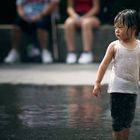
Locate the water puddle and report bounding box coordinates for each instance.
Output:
[0,84,139,140]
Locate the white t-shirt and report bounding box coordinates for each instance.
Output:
[108,40,140,94]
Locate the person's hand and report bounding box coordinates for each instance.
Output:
[73,14,81,26]
[30,14,42,22]
[92,82,101,97]
[18,10,28,22]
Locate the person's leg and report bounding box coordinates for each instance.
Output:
[36,16,53,63]
[122,128,130,140]
[112,128,129,140]
[4,17,36,63]
[11,25,22,50]
[64,17,76,52]
[122,94,137,140]
[110,93,125,140]
[64,17,78,63]
[111,93,137,140]
[11,17,34,50]
[37,28,48,49]
[81,17,100,52]
[78,17,100,64]
[36,28,52,63]
[112,131,123,140]
[4,24,22,63]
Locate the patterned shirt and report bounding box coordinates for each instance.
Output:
[16,0,59,18]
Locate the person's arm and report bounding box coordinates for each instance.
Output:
[40,0,59,17]
[82,0,100,18]
[16,4,26,19]
[92,42,115,97]
[31,0,59,22]
[67,0,79,18]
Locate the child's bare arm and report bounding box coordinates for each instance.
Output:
[92,42,116,97]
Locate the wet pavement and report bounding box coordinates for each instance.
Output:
[0,64,110,85]
[0,64,140,140]
[0,84,140,140]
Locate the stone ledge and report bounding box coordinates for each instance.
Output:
[0,24,116,63]
[57,24,116,62]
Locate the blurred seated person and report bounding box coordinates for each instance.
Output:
[65,0,100,64]
[4,0,59,64]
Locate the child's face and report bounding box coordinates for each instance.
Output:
[114,22,135,41]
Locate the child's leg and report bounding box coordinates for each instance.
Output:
[112,131,123,140]
[111,93,137,140]
[122,128,130,140]
[112,128,129,140]
[111,93,124,140]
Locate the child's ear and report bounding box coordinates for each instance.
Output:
[133,26,137,31]
[132,26,137,35]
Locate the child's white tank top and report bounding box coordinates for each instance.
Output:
[108,40,140,94]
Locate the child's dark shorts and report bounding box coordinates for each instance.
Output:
[13,16,51,34]
[110,93,137,132]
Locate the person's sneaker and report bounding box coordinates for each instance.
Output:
[4,49,20,63]
[78,52,93,64]
[41,49,53,63]
[66,52,77,64]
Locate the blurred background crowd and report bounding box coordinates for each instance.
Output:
[0,0,139,25]
[0,0,139,64]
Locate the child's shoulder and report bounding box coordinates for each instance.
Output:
[137,40,140,50]
[137,39,140,44]
[107,40,120,55]
[136,39,140,48]
[108,40,119,49]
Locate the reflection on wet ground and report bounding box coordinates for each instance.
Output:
[0,84,140,140]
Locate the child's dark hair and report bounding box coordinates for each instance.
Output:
[114,9,140,36]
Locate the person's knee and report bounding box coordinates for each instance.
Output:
[112,121,132,132]
[65,18,75,29]
[81,20,92,30]
[112,122,124,132]
[13,25,21,31]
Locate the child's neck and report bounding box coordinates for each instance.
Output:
[120,38,137,49]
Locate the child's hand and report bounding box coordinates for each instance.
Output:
[92,83,101,97]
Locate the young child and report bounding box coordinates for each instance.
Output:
[92,9,140,140]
